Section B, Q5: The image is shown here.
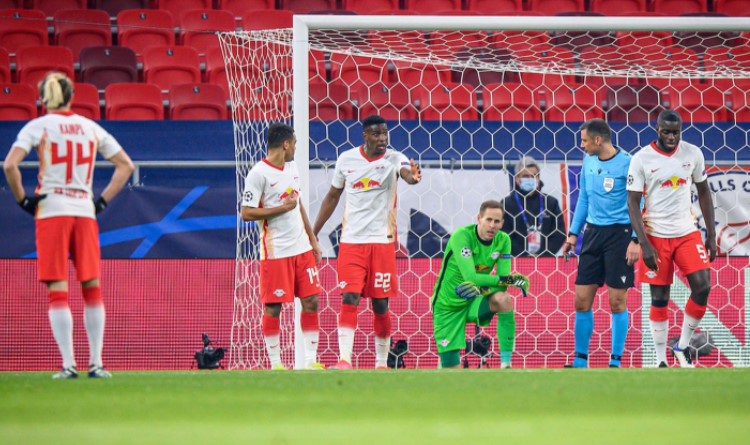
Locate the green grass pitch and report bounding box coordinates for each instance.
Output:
[2,369,749,445]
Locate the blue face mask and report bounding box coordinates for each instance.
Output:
[519,177,537,193]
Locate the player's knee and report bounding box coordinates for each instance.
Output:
[608,290,628,313]
[264,303,282,317]
[341,292,360,306]
[490,292,512,313]
[372,298,389,315]
[574,296,593,312]
[690,282,711,306]
[301,294,318,312]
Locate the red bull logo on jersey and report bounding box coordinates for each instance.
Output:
[351,177,381,191]
[279,187,297,201]
[475,265,492,273]
[660,176,688,189]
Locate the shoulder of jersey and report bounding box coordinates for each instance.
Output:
[494,230,511,243]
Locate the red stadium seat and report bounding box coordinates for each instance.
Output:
[0,9,48,57]
[241,9,292,30]
[16,46,74,88]
[652,0,706,14]
[394,61,451,90]
[539,83,604,122]
[32,0,86,17]
[0,47,9,83]
[217,0,275,19]
[158,0,212,24]
[0,1,24,8]
[356,83,418,121]
[169,83,228,120]
[369,30,429,57]
[490,31,550,59]
[714,0,750,15]
[528,0,584,14]
[205,47,231,96]
[579,45,631,71]
[590,0,646,14]
[483,82,541,122]
[179,10,237,58]
[616,31,673,52]
[466,0,523,13]
[309,81,353,121]
[419,82,478,121]
[429,30,488,58]
[606,83,660,122]
[0,83,38,120]
[370,8,419,14]
[105,83,164,120]
[54,9,112,63]
[117,9,176,60]
[143,46,202,92]
[280,0,336,13]
[69,82,100,120]
[93,0,150,18]
[662,81,728,123]
[342,0,399,13]
[704,46,750,72]
[640,46,700,72]
[404,0,462,13]
[330,53,390,92]
[79,46,138,90]
[730,87,750,121]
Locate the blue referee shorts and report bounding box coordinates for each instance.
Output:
[575,223,634,289]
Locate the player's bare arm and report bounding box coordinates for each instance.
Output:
[241,192,298,222]
[312,185,343,237]
[400,159,421,184]
[99,151,134,204]
[695,180,717,262]
[627,190,659,271]
[3,147,31,202]
[300,202,322,264]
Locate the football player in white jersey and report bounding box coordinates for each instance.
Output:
[626,110,716,368]
[313,115,421,369]
[240,123,324,370]
[3,72,134,379]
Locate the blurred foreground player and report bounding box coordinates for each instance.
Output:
[3,72,134,379]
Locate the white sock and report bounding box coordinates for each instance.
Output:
[84,305,105,368]
[303,329,319,367]
[678,313,702,349]
[49,308,75,369]
[375,336,390,368]
[650,319,668,365]
[264,334,282,368]
[338,327,355,363]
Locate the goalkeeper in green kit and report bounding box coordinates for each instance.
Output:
[432,200,530,369]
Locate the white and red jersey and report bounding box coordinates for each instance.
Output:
[12,111,123,220]
[626,140,707,238]
[332,146,410,244]
[241,159,311,260]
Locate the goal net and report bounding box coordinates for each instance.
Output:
[219,15,750,370]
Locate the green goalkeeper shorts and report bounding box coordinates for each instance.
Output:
[433,296,492,354]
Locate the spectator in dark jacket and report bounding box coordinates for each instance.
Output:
[501,156,566,257]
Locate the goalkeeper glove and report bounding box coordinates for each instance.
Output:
[456,282,481,300]
[500,273,530,297]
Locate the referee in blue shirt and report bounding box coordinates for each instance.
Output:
[563,119,641,368]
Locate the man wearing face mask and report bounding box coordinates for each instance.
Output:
[501,156,566,257]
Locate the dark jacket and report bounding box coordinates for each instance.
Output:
[501,187,566,257]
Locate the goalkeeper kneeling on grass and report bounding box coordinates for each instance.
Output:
[432,200,530,369]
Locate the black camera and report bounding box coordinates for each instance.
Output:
[194,333,226,370]
[463,332,493,368]
[387,339,408,369]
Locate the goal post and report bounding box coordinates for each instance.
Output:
[220,15,750,370]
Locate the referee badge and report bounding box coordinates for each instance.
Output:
[603,177,615,192]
